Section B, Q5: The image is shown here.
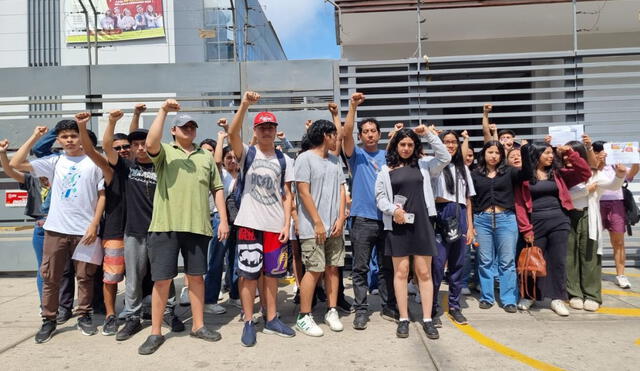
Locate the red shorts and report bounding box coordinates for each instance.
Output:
[600,200,626,234]
[236,227,288,280]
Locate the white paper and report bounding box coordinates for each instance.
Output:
[72,238,103,266]
[605,142,640,164]
[548,125,583,146]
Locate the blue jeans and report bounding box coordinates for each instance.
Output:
[33,223,45,302]
[368,246,379,292]
[224,227,239,300]
[474,211,518,306]
[204,214,225,304]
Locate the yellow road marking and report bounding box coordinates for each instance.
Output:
[442,298,566,371]
[602,271,640,278]
[596,307,640,317]
[602,289,640,298]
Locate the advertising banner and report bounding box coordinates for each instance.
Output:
[5,190,28,208]
[65,0,165,44]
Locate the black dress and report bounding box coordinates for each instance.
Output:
[385,165,437,257]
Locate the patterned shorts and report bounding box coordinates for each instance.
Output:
[103,239,125,284]
[236,227,288,280]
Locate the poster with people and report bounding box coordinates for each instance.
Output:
[65,0,165,44]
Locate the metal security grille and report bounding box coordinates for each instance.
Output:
[339,48,640,267]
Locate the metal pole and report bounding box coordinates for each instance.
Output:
[77,0,92,65]
[243,0,249,61]
[87,0,99,64]
[572,0,578,53]
[416,0,422,64]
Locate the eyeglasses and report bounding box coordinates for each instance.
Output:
[113,144,131,151]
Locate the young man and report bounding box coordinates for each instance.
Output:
[10,119,106,343]
[228,91,296,347]
[138,99,229,355]
[294,120,347,337]
[342,92,398,330]
[482,103,518,150]
[111,106,183,341]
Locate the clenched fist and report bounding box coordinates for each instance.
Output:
[328,102,339,116]
[161,99,180,112]
[350,92,365,107]
[242,91,260,105]
[109,109,124,122]
[483,104,493,114]
[133,104,147,115]
[0,139,9,153]
[75,112,91,126]
[33,126,49,138]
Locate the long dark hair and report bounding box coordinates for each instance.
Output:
[439,130,469,197]
[521,142,562,184]
[386,128,423,168]
[475,140,507,176]
[566,141,588,163]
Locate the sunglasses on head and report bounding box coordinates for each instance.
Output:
[113,144,131,151]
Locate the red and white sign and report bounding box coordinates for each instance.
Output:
[5,190,28,208]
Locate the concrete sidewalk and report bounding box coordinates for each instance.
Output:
[1,270,639,370]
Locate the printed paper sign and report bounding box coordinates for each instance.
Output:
[605,142,640,164]
[548,125,583,147]
[4,190,28,208]
[72,238,104,266]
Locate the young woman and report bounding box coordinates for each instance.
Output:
[431,131,475,326]
[566,138,626,312]
[375,126,450,340]
[515,143,591,316]
[507,148,522,169]
[471,140,524,313]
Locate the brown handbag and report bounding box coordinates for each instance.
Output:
[517,242,547,300]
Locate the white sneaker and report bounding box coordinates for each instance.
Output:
[569,297,584,310]
[517,298,534,311]
[324,308,343,332]
[550,300,569,317]
[218,291,225,301]
[461,287,471,296]
[407,280,419,295]
[616,275,631,289]
[583,299,600,312]
[204,303,226,314]
[179,287,190,306]
[226,298,242,308]
[296,314,324,337]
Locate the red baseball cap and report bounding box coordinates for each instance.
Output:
[253,112,278,127]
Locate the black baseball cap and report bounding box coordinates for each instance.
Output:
[128,128,149,142]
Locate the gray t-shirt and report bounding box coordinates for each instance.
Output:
[294,151,346,239]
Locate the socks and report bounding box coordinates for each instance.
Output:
[423,318,432,323]
[399,317,409,322]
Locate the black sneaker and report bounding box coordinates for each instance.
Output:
[422,321,439,340]
[337,296,355,314]
[101,315,118,336]
[56,308,72,325]
[503,304,517,313]
[293,289,300,304]
[396,320,410,338]
[352,313,368,330]
[138,335,165,355]
[380,307,399,322]
[35,319,56,344]
[190,326,222,342]
[141,308,152,321]
[116,317,143,341]
[448,309,468,325]
[163,311,185,332]
[432,316,443,328]
[479,301,493,309]
[77,314,97,336]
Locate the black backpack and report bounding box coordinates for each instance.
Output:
[622,181,640,236]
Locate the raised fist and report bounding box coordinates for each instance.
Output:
[33,126,49,138]
[109,109,124,122]
[413,124,427,137]
[133,103,147,115]
[350,92,365,107]
[75,112,91,126]
[461,130,469,139]
[483,104,493,114]
[217,130,228,139]
[0,139,9,153]
[544,135,552,145]
[305,120,312,130]
[615,163,628,177]
[276,131,286,139]
[582,133,592,148]
[243,91,260,105]
[162,99,180,112]
[217,118,229,131]
[394,122,404,131]
[328,102,339,116]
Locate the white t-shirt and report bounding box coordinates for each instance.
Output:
[234,145,295,233]
[209,168,237,214]
[600,165,624,201]
[31,154,105,236]
[432,164,476,204]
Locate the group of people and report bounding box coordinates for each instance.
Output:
[101,5,162,32]
[0,92,637,354]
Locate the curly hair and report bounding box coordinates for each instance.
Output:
[386,128,423,168]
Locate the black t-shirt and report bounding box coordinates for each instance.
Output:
[102,165,126,239]
[113,157,156,237]
[471,166,524,213]
[530,179,562,213]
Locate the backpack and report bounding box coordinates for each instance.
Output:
[622,181,640,235]
[227,146,287,223]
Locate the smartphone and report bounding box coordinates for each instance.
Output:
[404,213,415,224]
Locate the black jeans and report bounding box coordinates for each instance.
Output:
[350,217,396,313]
